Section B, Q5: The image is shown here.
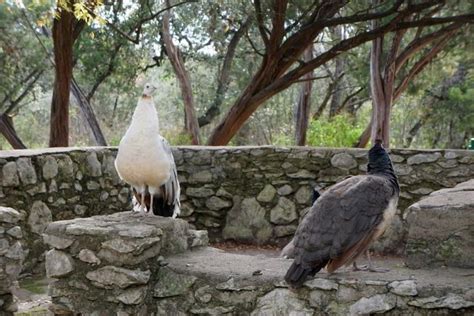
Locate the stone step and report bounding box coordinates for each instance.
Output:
[158,247,474,315]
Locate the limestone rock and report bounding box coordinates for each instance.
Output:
[16,158,37,185]
[45,250,74,278]
[251,288,312,315]
[5,241,25,260]
[274,224,297,237]
[405,180,474,268]
[2,161,19,186]
[0,207,22,224]
[287,170,316,179]
[388,280,417,296]
[223,197,272,243]
[408,294,474,310]
[117,286,147,305]
[86,152,102,177]
[57,155,75,180]
[189,230,209,248]
[153,268,196,298]
[270,197,297,225]
[188,170,213,183]
[6,226,22,239]
[101,237,161,254]
[43,233,74,250]
[206,196,232,211]
[86,266,151,289]
[195,285,212,303]
[304,278,338,291]
[28,201,52,235]
[277,184,293,196]
[331,152,357,170]
[257,185,277,203]
[407,152,441,165]
[0,238,10,256]
[41,156,59,179]
[295,186,312,205]
[186,187,214,198]
[215,277,256,291]
[349,294,396,315]
[78,249,101,265]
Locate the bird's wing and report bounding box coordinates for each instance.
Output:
[292,175,396,271]
[159,136,181,211]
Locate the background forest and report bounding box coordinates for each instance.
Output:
[0,0,473,150]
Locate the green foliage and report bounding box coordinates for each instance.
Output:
[307,115,364,148]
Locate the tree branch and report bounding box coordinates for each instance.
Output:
[394,31,456,100]
[394,22,464,74]
[254,0,270,49]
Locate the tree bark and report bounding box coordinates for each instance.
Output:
[49,5,76,147]
[294,46,313,146]
[0,114,26,149]
[329,25,344,118]
[355,21,463,148]
[162,0,200,145]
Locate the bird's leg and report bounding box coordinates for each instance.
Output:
[352,251,389,273]
[149,193,154,215]
[366,250,390,273]
[140,186,147,213]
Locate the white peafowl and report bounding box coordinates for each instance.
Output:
[115,83,181,217]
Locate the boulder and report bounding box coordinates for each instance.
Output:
[405,179,474,268]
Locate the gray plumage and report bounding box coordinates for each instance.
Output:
[285,142,399,287]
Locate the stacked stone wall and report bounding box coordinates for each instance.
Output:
[43,213,474,315]
[0,206,26,314]
[0,147,473,272]
[43,212,207,315]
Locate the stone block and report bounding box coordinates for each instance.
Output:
[28,201,52,235]
[405,179,474,268]
[45,249,74,278]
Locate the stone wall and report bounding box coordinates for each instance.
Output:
[43,212,474,315]
[0,146,473,272]
[43,212,208,315]
[0,206,26,314]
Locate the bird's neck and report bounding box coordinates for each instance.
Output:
[130,97,160,132]
[368,164,400,194]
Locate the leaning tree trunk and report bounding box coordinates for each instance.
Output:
[0,114,27,149]
[294,47,314,146]
[70,78,108,146]
[162,1,200,145]
[49,6,75,147]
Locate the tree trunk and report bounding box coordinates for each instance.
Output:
[49,5,75,147]
[70,78,108,146]
[162,1,200,145]
[294,47,313,146]
[329,25,344,118]
[369,34,392,147]
[0,114,27,149]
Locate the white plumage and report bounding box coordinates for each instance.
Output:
[115,83,180,217]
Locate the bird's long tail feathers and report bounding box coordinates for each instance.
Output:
[151,195,174,217]
[285,260,328,288]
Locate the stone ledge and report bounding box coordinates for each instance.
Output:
[44,212,208,315]
[405,179,474,269]
[157,247,474,315]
